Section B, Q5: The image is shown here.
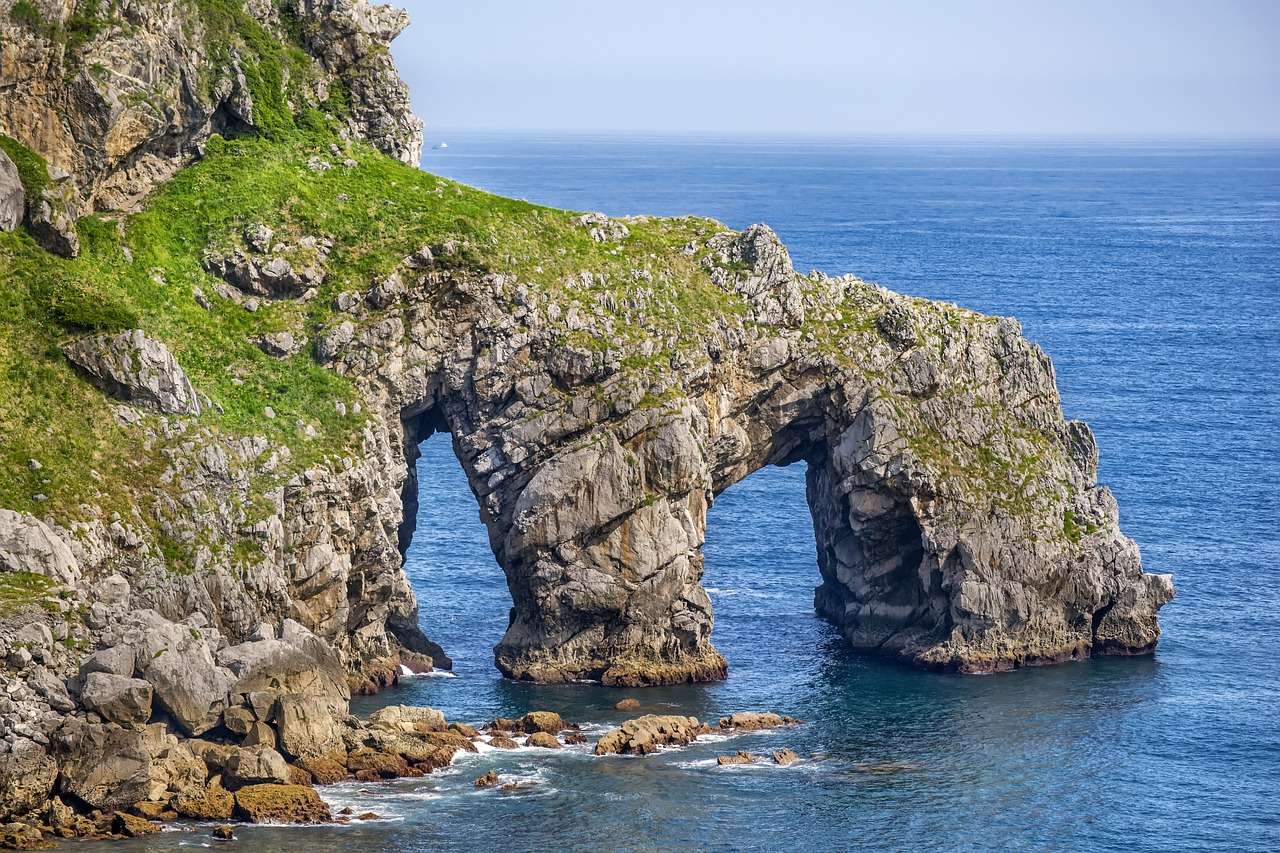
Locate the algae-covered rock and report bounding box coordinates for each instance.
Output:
[232,784,331,824]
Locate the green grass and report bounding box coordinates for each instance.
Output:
[0,571,58,618]
[0,134,50,200]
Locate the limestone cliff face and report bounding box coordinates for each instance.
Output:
[0,0,421,214]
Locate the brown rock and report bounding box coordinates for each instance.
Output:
[595,715,703,756]
[488,736,519,750]
[297,755,347,785]
[614,698,640,711]
[357,813,379,821]
[562,732,588,745]
[112,812,160,837]
[172,783,234,821]
[771,748,799,766]
[233,784,331,824]
[525,732,561,749]
[211,824,235,840]
[346,749,409,780]
[488,717,519,733]
[717,751,758,766]
[474,770,500,789]
[288,765,313,786]
[448,722,479,738]
[717,712,799,731]
[519,711,565,734]
[0,822,52,850]
[129,801,169,820]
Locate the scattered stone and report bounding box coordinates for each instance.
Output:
[717,751,758,766]
[771,748,799,766]
[595,716,705,756]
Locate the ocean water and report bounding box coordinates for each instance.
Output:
[126,135,1280,851]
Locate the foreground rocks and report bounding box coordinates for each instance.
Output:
[595,716,707,756]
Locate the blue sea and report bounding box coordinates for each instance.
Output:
[145,135,1280,851]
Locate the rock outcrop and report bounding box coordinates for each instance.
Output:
[0,149,22,231]
[595,715,707,755]
[62,330,204,416]
[0,0,422,215]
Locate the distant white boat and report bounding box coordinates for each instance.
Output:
[433,142,448,150]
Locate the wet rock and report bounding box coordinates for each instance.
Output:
[0,822,51,850]
[525,732,561,749]
[771,748,799,766]
[367,704,445,733]
[232,784,331,824]
[62,330,202,416]
[448,722,479,738]
[487,736,519,750]
[717,751,758,766]
[614,698,640,711]
[562,733,588,745]
[473,770,500,789]
[718,712,799,731]
[519,711,566,734]
[211,824,235,840]
[112,811,159,837]
[595,716,705,756]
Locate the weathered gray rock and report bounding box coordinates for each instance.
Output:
[51,720,204,810]
[27,179,80,257]
[0,149,22,232]
[79,645,137,679]
[128,612,234,735]
[81,672,153,726]
[0,509,80,585]
[63,329,202,415]
[0,737,57,821]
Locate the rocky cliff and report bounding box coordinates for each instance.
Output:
[0,0,1172,834]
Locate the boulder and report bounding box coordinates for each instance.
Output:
[28,180,80,258]
[614,698,640,711]
[0,150,23,232]
[594,715,705,756]
[62,330,202,415]
[474,770,500,789]
[79,645,137,679]
[448,722,479,738]
[718,712,798,731]
[52,720,203,811]
[0,822,49,850]
[129,612,233,735]
[0,509,80,585]
[367,704,445,733]
[232,784,331,824]
[242,721,277,749]
[519,711,566,734]
[296,755,347,785]
[171,782,234,820]
[27,665,75,712]
[112,811,159,837]
[0,738,57,822]
[525,732,561,749]
[222,706,255,736]
[224,746,291,788]
[80,672,153,726]
[772,748,799,766]
[274,694,343,759]
[488,735,518,750]
[717,751,758,766]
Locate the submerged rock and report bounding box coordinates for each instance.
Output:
[717,751,758,766]
[718,712,799,731]
[771,749,799,767]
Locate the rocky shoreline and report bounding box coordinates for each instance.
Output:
[0,674,802,850]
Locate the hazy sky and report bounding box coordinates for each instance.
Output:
[393,1,1279,136]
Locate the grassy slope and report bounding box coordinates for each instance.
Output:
[0,130,749,523]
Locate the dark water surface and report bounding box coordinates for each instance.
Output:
[127,135,1280,851]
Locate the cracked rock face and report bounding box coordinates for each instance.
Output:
[62,329,204,416]
[304,222,1174,685]
[0,0,422,214]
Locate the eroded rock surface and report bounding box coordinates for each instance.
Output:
[62,330,203,416]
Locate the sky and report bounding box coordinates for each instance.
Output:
[392,0,1280,137]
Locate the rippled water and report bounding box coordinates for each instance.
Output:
[121,136,1280,851]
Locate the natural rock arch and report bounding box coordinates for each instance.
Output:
[326,223,1174,686]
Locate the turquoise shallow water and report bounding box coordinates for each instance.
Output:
[118,135,1280,851]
